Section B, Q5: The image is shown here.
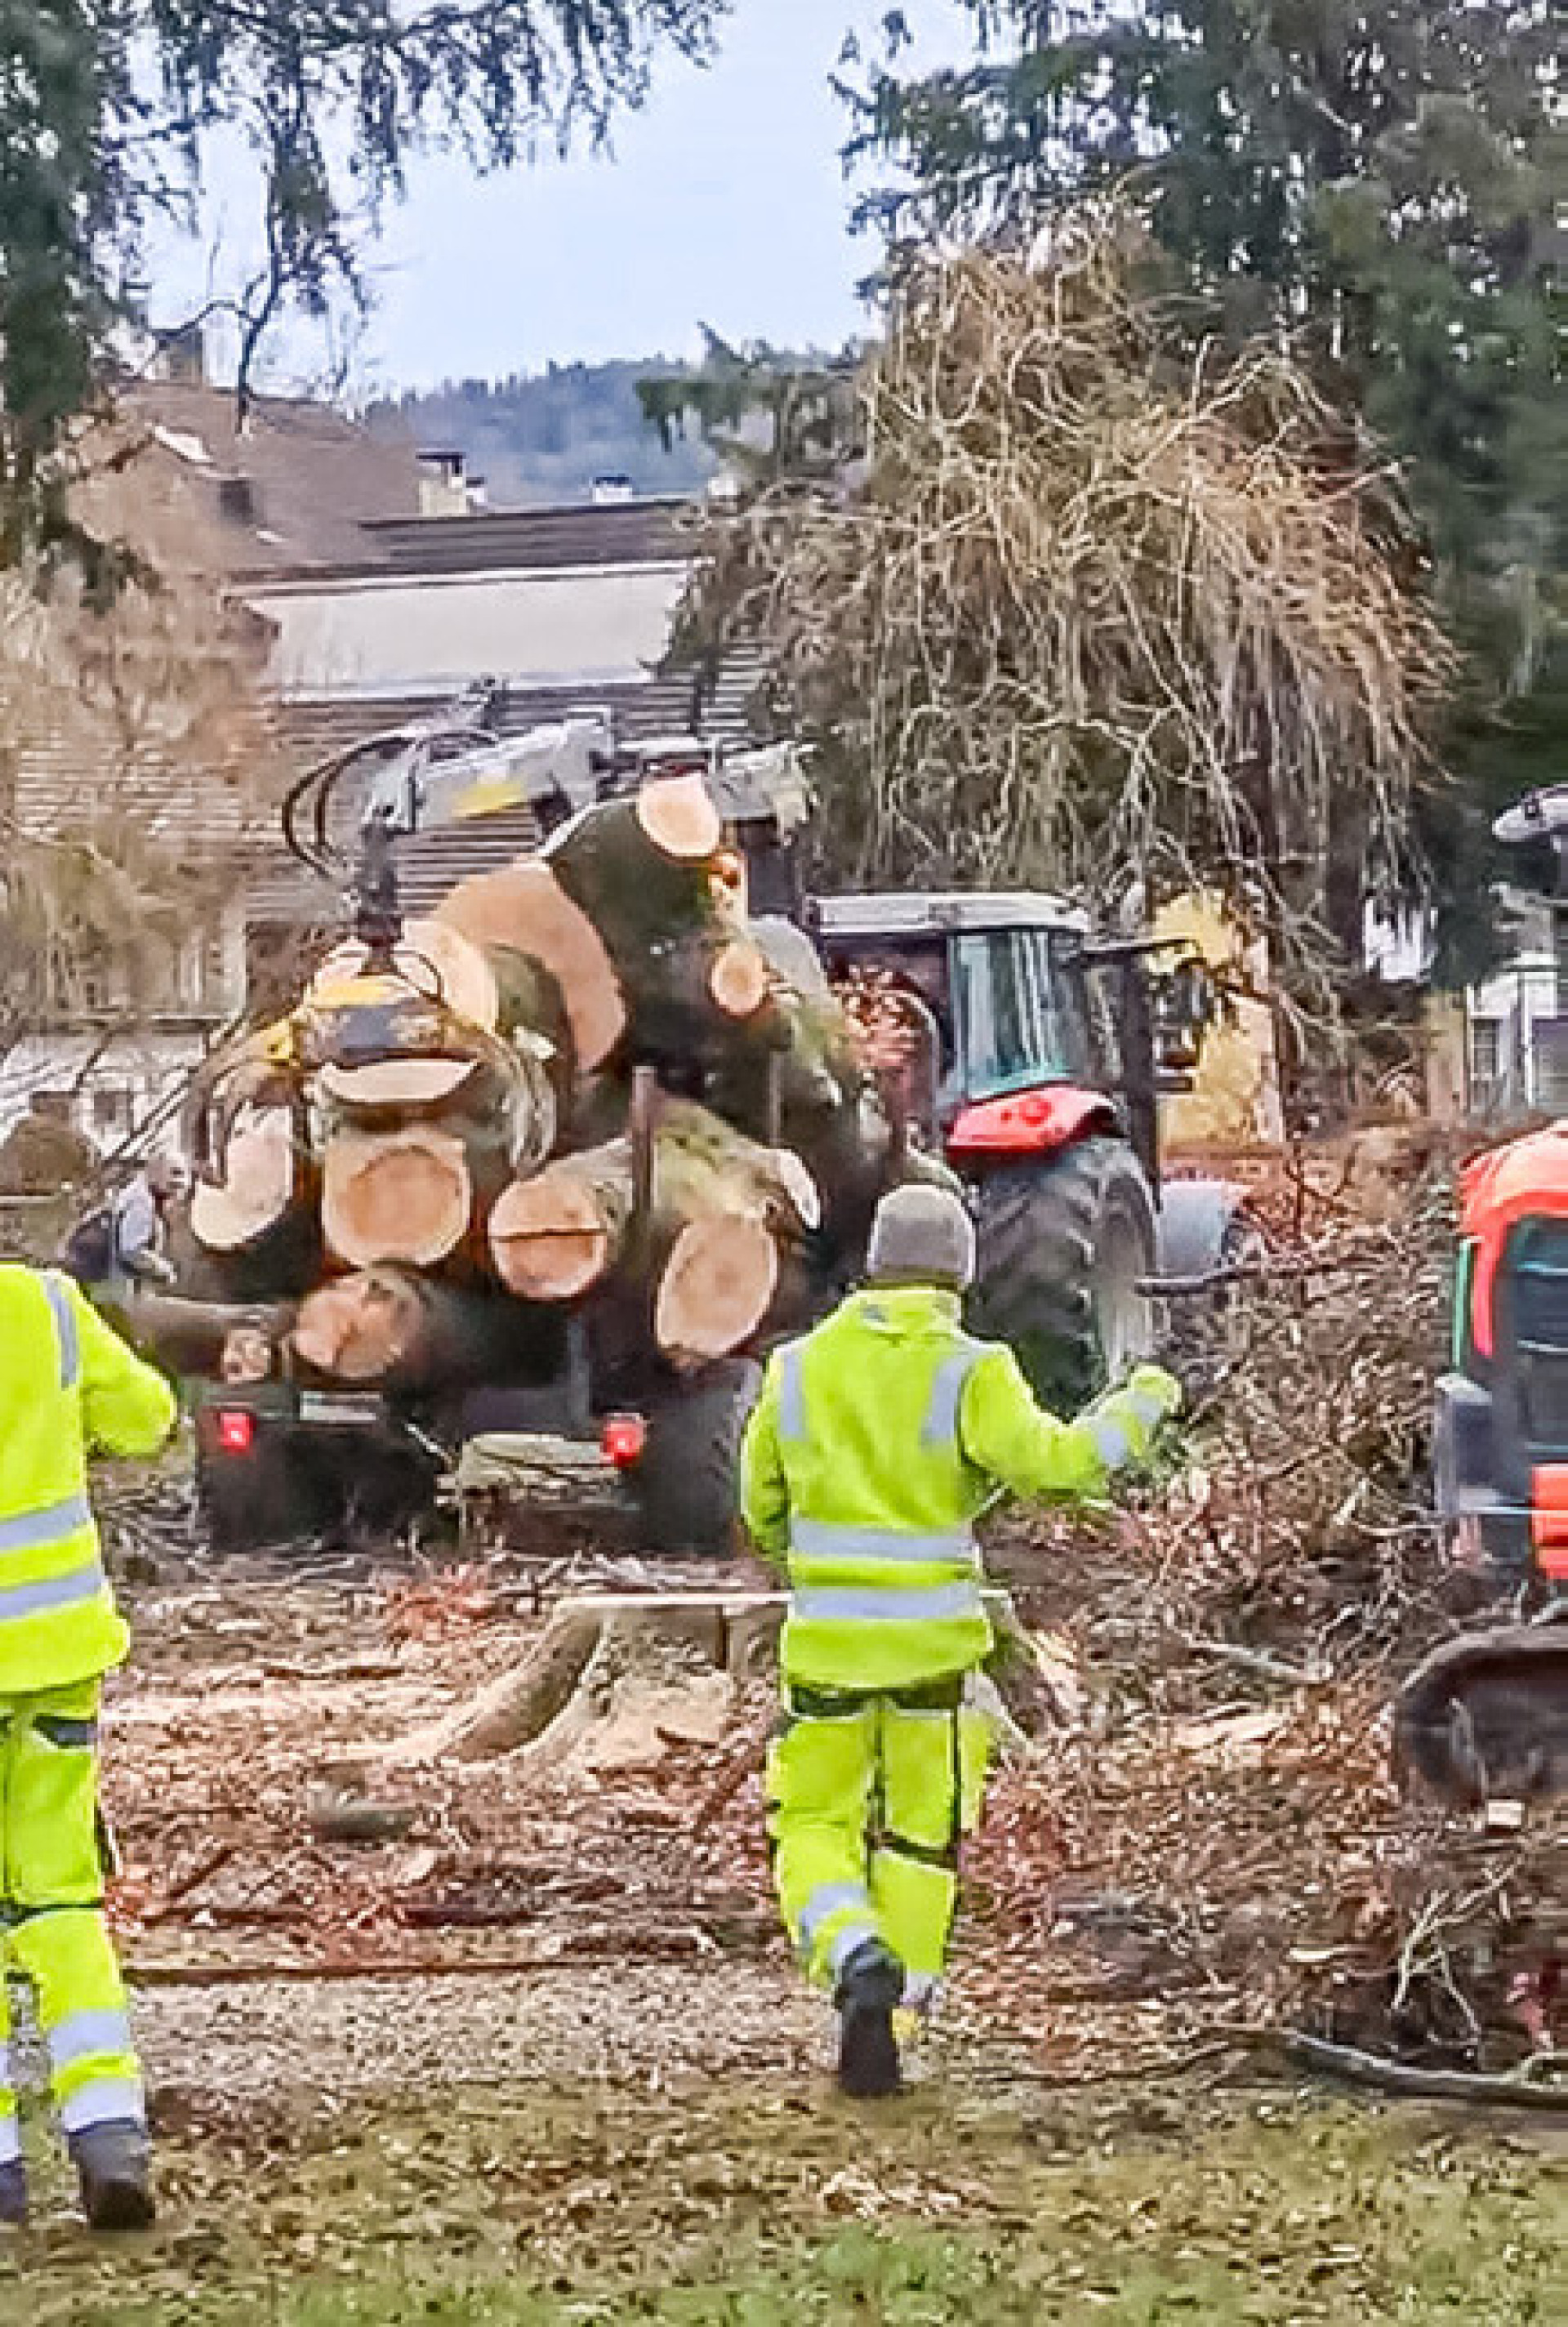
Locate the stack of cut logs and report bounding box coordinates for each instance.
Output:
[182,775,915,1397]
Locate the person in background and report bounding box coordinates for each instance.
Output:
[741,1182,1180,2098]
[0,1264,177,2230]
[105,1153,189,1300]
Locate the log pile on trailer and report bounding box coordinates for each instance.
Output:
[178,771,919,1538]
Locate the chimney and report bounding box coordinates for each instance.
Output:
[158,324,208,386]
[417,448,470,519]
[217,474,258,528]
[590,474,635,506]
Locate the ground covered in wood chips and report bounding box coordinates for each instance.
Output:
[7,1190,1564,2319]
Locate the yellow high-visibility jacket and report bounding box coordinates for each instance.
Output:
[742,1285,1176,1691]
[0,1266,176,1696]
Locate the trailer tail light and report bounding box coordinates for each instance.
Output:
[601,1413,646,1469]
[215,1409,256,1455]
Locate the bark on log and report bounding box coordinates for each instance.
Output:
[115,1294,292,1380]
[542,786,789,1070]
[291,1265,547,1389]
[437,861,625,1073]
[488,1097,814,1317]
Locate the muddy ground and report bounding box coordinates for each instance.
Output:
[1,1499,1563,2320]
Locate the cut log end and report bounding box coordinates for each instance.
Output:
[189,1112,297,1254]
[709,938,773,1021]
[437,862,626,1072]
[292,1273,421,1382]
[489,1171,613,1301]
[318,1058,479,1114]
[323,1128,473,1268]
[635,773,724,862]
[311,918,501,1033]
[655,1213,779,1365]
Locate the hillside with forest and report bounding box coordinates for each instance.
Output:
[369,361,719,506]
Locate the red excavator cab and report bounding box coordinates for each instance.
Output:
[1437,1125,1568,1579]
[1403,1126,1568,1804]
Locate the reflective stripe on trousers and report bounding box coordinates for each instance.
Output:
[47,2006,135,2074]
[59,2078,145,2136]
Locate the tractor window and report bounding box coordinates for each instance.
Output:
[956,931,1074,1098]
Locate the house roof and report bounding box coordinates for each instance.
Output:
[332,496,692,580]
[126,377,420,575]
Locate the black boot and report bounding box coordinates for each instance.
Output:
[835,1940,906,2099]
[72,2124,156,2233]
[0,2161,26,2229]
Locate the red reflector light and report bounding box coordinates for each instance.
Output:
[215,1409,256,1455]
[601,1413,646,1469]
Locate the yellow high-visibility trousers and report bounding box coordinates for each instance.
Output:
[0,1679,144,2166]
[766,1674,992,2004]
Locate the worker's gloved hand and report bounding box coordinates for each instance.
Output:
[1090,1363,1183,1477]
[1125,1362,1183,1425]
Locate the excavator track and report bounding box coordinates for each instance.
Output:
[1394,1616,1568,1803]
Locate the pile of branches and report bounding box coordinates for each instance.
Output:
[683,203,1449,1003]
[983,1175,1564,2086]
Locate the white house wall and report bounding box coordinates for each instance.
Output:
[252,564,688,698]
[0,1031,209,1148]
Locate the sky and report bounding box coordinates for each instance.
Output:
[156,2,982,397]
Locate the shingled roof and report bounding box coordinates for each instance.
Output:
[127,377,420,576]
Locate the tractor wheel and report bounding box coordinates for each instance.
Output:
[635,1359,762,1556]
[969,1138,1157,1413]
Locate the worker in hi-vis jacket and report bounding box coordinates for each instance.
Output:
[0,1264,176,2228]
[742,1183,1179,2097]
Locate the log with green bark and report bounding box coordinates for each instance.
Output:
[436,861,626,1076]
[488,1094,817,1360]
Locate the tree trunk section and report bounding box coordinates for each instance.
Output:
[375,1602,607,1764]
[322,1126,474,1268]
[291,1265,546,1391]
[488,1097,813,1322]
[189,1106,300,1254]
[436,862,625,1074]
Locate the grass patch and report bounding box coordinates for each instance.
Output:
[3,2080,1561,2325]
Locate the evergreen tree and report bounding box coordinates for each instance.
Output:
[849,2,1564,971]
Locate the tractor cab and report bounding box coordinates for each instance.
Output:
[813,892,1099,1108]
[805,890,1234,1410]
[809,890,1214,1178]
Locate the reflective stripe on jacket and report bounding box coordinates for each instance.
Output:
[742,1285,1174,1691]
[0,1267,177,1694]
